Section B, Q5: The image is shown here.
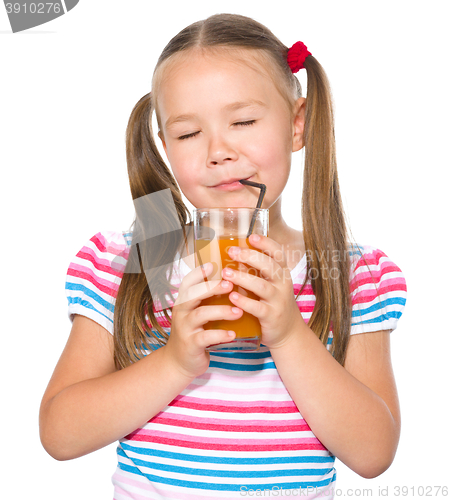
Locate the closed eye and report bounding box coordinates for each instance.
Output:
[233,120,256,127]
[178,120,255,140]
[178,131,200,140]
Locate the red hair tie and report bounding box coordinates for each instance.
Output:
[287,41,311,73]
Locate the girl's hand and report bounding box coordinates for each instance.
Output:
[165,263,239,379]
[223,234,305,349]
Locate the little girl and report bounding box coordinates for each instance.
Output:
[40,13,407,499]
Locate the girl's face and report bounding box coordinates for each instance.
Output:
[156,49,305,210]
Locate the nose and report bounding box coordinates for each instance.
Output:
[206,134,238,167]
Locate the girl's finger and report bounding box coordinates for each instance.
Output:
[193,303,244,328]
[221,267,273,300]
[193,329,237,351]
[228,289,265,320]
[248,234,287,266]
[175,263,233,307]
[227,245,283,282]
[178,262,214,291]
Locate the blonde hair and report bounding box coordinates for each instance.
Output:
[114,13,352,369]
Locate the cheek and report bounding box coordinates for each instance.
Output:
[164,145,195,183]
[171,165,192,190]
[249,132,291,167]
[169,159,204,202]
[249,116,292,158]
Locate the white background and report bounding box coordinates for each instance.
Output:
[1,1,449,498]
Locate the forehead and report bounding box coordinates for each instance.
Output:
[155,47,273,86]
[153,47,290,115]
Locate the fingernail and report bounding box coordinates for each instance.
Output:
[251,234,260,242]
[201,262,212,272]
[228,246,241,255]
[221,280,231,288]
[223,268,233,277]
[231,307,241,314]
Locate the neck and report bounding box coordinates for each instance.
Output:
[268,197,305,271]
[267,197,291,245]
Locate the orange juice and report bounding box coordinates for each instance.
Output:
[195,236,262,345]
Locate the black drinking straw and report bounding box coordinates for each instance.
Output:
[239,179,267,238]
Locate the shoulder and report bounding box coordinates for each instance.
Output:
[78,230,131,257]
[65,230,132,334]
[348,242,407,334]
[348,243,406,290]
[68,230,131,273]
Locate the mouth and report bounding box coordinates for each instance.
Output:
[210,177,251,191]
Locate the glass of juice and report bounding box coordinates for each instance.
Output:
[193,208,269,351]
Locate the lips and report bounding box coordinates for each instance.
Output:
[210,177,252,189]
[211,180,246,191]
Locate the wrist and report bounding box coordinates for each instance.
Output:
[269,319,332,380]
[159,343,203,384]
[267,312,310,352]
[153,345,192,389]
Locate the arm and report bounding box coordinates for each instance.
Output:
[40,263,238,461]
[269,325,400,479]
[39,314,194,461]
[224,234,401,478]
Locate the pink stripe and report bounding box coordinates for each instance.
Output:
[125,429,325,451]
[293,284,313,295]
[297,303,315,314]
[151,489,225,500]
[353,249,385,270]
[150,489,221,500]
[352,264,401,283]
[113,471,153,492]
[149,414,311,433]
[351,259,401,287]
[354,277,405,295]
[296,299,316,306]
[67,267,119,298]
[353,259,400,276]
[93,232,128,256]
[69,262,120,290]
[169,396,299,413]
[351,276,406,295]
[114,484,150,500]
[352,279,407,304]
[173,395,296,407]
[76,248,124,278]
[81,245,126,269]
[153,413,307,427]
[130,428,320,444]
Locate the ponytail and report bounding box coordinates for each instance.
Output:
[114,93,190,369]
[300,56,351,365]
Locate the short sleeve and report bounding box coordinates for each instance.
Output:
[349,245,407,335]
[65,231,131,334]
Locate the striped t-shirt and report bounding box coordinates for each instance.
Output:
[65,231,407,499]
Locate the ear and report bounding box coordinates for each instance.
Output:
[292,97,306,152]
[158,131,168,156]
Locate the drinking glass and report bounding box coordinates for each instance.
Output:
[193,208,269,351]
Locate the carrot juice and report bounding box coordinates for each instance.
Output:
[195,236,263,347]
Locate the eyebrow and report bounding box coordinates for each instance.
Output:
[224,99,267,112]
[164,99,267,130]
